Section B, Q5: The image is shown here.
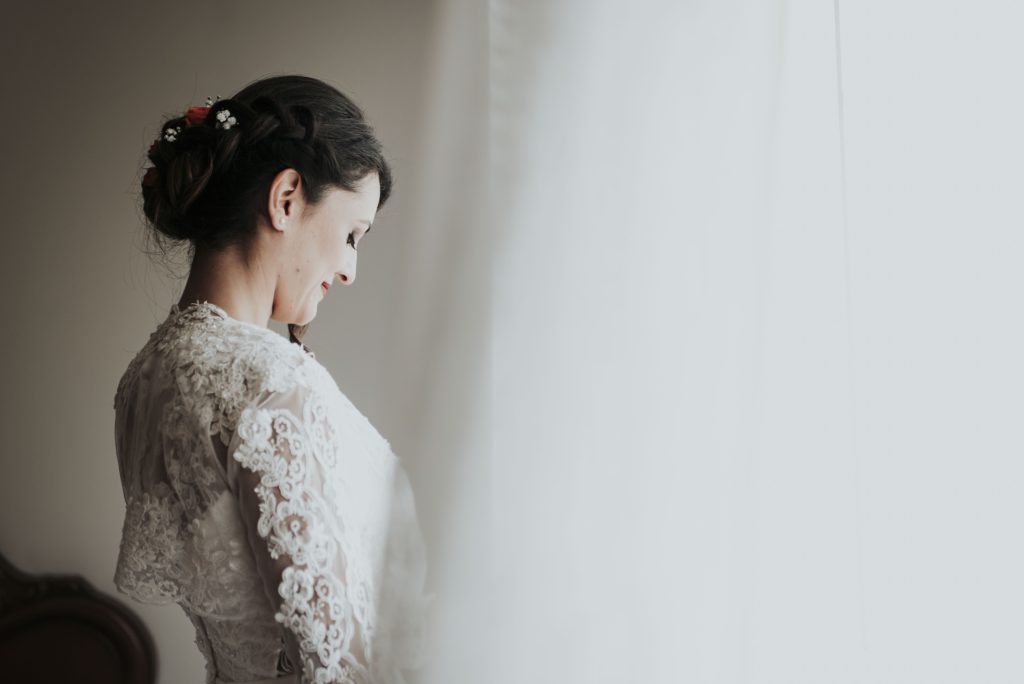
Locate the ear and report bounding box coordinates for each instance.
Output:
[267,168,304,232]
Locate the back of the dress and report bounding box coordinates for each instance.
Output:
[112,302,431,684]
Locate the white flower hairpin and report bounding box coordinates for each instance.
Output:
[204,94,237,130]
[163,125,182,142]
[215,109,238,130]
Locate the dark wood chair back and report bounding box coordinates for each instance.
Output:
[0,550,156,683]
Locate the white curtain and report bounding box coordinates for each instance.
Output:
[414,1,1024,682]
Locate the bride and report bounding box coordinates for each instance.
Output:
[112,74,432,684]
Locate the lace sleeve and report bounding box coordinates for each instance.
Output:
[227,382,373,684]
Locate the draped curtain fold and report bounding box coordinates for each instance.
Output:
[487,1,861,682]
[415,1,1024,682]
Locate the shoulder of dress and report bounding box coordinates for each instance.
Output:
[114,331,161,412]
[164,310,314,388]
[115,305,327,417]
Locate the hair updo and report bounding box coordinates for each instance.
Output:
[140,74,393,349]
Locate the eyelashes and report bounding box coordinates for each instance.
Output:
[347,227,369,251]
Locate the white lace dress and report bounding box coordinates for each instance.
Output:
[112,301,432,684]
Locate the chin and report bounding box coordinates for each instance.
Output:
[291,309,315,327]
[272,300,317,328]
[298,303,318,326]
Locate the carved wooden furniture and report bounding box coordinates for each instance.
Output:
[0,550,156,683]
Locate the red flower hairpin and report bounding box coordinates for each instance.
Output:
[188,95,219,124]
[183,105,210,127]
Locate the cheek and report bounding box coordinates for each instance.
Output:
[332,232,349,255]
[313,230,338,259]
[289,262,315,296]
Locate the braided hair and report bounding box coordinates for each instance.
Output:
[140,74,393,352]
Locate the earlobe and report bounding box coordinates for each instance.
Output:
[268,168,302,231]
[267,205,290,232]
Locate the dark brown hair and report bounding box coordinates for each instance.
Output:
[140,74,393,351]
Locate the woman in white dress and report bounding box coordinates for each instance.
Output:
[112,75,432,684]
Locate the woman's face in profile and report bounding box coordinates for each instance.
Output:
[279,173,380,326]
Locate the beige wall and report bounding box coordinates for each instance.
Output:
[0,2,448,682]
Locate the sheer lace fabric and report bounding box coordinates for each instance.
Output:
[113,302,431,684]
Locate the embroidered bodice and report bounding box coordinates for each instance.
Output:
[112,301,431,684]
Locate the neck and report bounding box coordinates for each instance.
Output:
[177,242,276,328]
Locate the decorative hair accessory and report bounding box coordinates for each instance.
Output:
[171,95,236,135]
[183,95,219,127]
[215,109,238,130]
[182,106,209,127]
[143,95,236,188]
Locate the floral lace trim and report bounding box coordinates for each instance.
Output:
[232,391,374,684]
[114,482,193,604]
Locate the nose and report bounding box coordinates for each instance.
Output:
[336,251,356,285]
